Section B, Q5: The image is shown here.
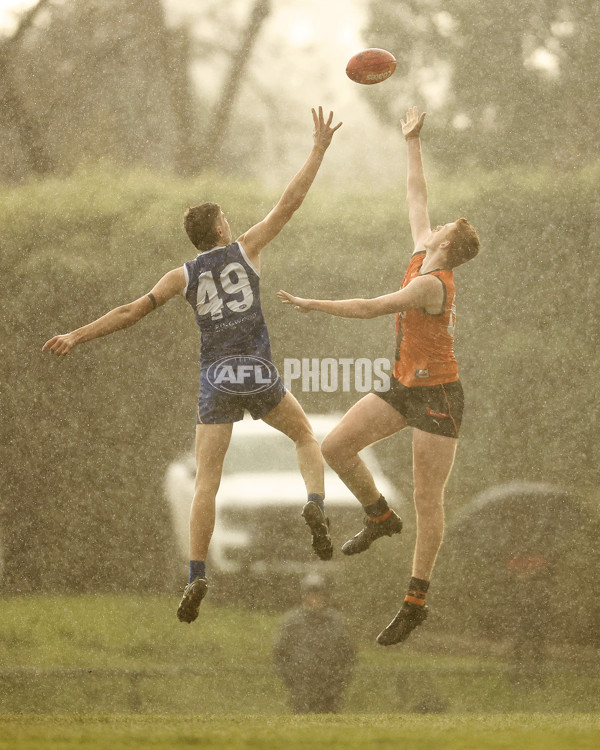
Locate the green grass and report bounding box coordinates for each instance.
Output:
[0,595,276,671]
[1,595,599,716]
[0,714,599,750]
[0,595,288,714]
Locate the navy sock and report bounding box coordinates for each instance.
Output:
[308,493,325,512]
[189,560,206,583]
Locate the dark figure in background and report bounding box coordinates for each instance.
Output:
[273,574,357,714]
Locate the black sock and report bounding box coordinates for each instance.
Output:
[405,576,429,607]
[364,495,390,520]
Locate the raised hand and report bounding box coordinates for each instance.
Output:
[401,106,426,141]
[312,106,342,152]
[277,289,312,313]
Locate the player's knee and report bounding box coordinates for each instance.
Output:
[321,434,354,472]
[293,429,319,451]
[321,433,339,466]
[194,472,222,498]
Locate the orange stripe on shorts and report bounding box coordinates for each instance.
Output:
[440,383,458,437]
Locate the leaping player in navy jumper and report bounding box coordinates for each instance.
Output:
[43,107,342,623]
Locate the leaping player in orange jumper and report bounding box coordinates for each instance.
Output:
[278,106,481,645]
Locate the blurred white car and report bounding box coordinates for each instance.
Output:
[164,414,402,575]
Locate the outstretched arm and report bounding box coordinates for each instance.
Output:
[401,106,430,249]
[237,107,342,263]
[42,267,186,356]
[277,275,443,319]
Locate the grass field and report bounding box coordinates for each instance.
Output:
[1,714,599,750]
[1,593,599,736]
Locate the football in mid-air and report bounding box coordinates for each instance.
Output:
[346,48,397,85]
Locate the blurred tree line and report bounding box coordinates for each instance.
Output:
[0,0,270,180]
[0,166,597,592]
[3,0,599,181]
[363,0,600,170]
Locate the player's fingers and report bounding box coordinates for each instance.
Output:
[318,105,324,125]
[55,337,73,354]
[44,336,63,352]
[311,107,318,127]
[332,121,342,132]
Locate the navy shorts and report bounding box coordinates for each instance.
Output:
[196,376,286,424]
[374,378,464,438]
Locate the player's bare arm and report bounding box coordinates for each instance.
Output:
[277,275,443,319]
[238,107,342,264]
[42,267,186,356]
[401,106,431,250]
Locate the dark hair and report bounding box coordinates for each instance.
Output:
[446,217,481,268]
[183,202,221,250]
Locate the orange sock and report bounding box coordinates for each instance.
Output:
[364,495,390,521]
[405,576,429,607]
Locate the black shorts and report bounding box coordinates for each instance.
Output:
[374,379,464,438]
